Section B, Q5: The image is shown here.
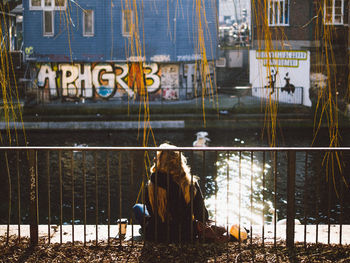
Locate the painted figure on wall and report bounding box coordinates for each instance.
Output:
[264,69,278,95]
[281,72,295,94]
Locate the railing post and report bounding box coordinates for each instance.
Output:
[29,150,38,246]
[287,150,296,249]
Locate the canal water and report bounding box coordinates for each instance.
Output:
[1,127,350,227]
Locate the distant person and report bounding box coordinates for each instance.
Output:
[133,143,211,242]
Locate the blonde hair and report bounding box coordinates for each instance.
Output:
[148,143,197,222]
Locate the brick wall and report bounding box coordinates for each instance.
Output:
[252,0,313,43]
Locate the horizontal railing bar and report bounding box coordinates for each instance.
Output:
[0,146,350,151]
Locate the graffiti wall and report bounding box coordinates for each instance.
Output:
[161,65,179,100]
[35,63,180,101]
[183,63,215,97]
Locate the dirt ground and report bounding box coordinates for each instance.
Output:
[1,235,350,263]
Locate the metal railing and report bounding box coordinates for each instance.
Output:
[0,147,349,249]
[31,85,216,105]
[252,86,304,105]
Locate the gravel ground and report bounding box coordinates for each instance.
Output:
[1,235,350,262]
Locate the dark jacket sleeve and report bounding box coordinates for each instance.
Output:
[193,182,209,222]
[144,183,154,218]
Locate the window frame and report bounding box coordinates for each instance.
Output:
[54,0,67,10]
[324,0,344,25]
[43,10,54,37]
[43,0,54,9]
[29,0,42,10]
[122,9,133,37]
[83,10,95,37]
[29,0,66,10]
[268,0,290,27]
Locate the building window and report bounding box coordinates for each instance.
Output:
[54,0,66,10]
[122,10,133,37]
[29,0,66,10]
[30,0,42,9]
[268,0,289,26]
[55,0,65,6]
[44,0,53,8]
[43,10,54,36]
[83,10,94,37]
[324,0,344,25]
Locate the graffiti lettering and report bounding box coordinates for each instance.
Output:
[37,63,161,99]
[76,64,93,97]
[92,64,115,98]
[115,63,133,97]
[37,64,57,96]
[145,63,160,92]
[177,54,201,61]
[59,64,79,96]
[150,55,171,62]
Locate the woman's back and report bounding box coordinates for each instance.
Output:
[144,172,208,242]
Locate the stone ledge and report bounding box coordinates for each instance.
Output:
[1,224,349,244]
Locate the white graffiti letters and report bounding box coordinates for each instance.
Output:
[144,63,160,93]
[76,64,92,97]
[36,63,161,99]
[54,64,93,97]
[114,64,134,97]
[59,64,79,96]
[37,64,57,96]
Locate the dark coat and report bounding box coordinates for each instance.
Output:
[144,172,208,242]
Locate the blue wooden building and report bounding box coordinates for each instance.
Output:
[22,0,218,102]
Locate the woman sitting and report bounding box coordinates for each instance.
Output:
[133,143,208,242]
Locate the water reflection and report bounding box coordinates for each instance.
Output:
[204,152,273,226]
